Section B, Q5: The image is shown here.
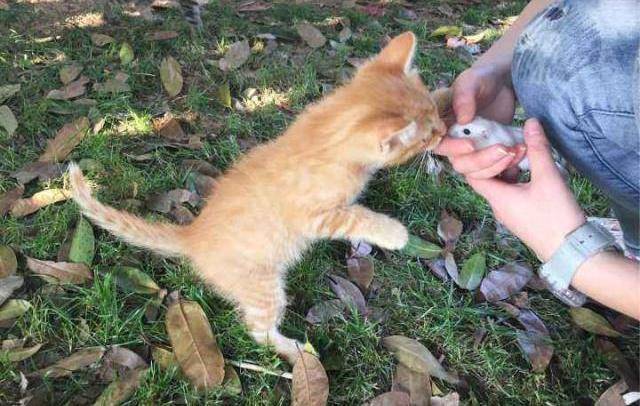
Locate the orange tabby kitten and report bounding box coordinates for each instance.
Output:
[69,32,446,363]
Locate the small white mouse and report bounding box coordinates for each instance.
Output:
[448,116,530,171]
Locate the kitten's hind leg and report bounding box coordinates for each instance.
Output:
[312,204,408,250]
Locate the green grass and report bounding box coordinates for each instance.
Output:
[0,1,637,405]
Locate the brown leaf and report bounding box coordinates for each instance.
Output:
[35,346,105,378]
[0,105,17,137]
[160,56,183,97]
[0,185,24,216]
[431,392,460,406]
[346,256,374,292]
[39,117,90,163]
[94,71,130,93]
[90,33,115,47]
[292,352,329,406]
[146,188,200,213]
[424,258,449,282]
[480,263,532,302]
[327,274,366,315]
[165,296,225,389]
[0,275,23,306]
[383,335,459,384]
[305,299,345,325]
[152,113,186,141]
[508,291,530,308]
[26,257,92,284]
[596,338,639,390]
[169,205,194,225]
[46,75,89,100]
[93,367,147,406]
[370,392,410,406]
[59,63,83,85]
[10,161,62,184]
[193,174,217,198]
[350,240,372,258]
[181,159,220,177]
[296,22,326,48]
[346,57,367,68]
[1,343,43,362]
[570,307,622,337]
[595,380,628,406]
[611,314,638,334]
[10,188,71,217]
[151,30,179,40]
[392,363,431,406]
[516,331,553,373]
[237,1,272,11]
[0,245,18,277]
[219,40,251,72]
[98,346,148,381]
[437,210,463,249]
[444,252,459,283]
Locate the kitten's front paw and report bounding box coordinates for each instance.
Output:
[376,218,409,250]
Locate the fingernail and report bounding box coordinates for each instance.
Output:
[498,147,516,157]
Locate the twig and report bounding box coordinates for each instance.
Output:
[227,360,293,380]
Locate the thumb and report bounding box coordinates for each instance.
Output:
[523,118,560,181]
[452,75,480,125]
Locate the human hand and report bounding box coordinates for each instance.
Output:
[435,65,522,179]
[466,119,586,262]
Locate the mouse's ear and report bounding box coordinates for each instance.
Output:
[374,31,417,74]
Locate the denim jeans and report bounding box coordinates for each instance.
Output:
[512,0,640,255]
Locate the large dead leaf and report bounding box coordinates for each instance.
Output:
[570,307,621,337]
[0,105,17,136]
[596,338,639,390]
[346,256,374,292]
[181,159,220,177]
[514,309,553,372]
[90,33,115,47]
[305,299,346,325]
[292,352,329,406]
[112,266,160,294]
[165,295,225,389]
[46,76,89,100]
[10,161,62,184]
[402,235,442,259]
[99,346,148,381]
[392,363,431,406]
[68,217,95,266]
[0,185,24,217]
[444,252,459,283]
[0,84,20,104]
[152,113,186,141]
[383,335,459,384]
[10,188,71,217]
[1,343,43,362]
[192,173,217,197]
[296,22,326,48]
[170,205,194,225]
[146,188,199,213]
[457,252,485,290]
[369,392,410,406]
[425,258,449,282]
[0,299,31,321]
[94,367,147,406]
[219,40,251,72]
[437,210,462,249]
[0,275,23,306]
[0,245,18,277]
[595,380,628,406]
[35,346,105,378]
[59,63,83,85]
[327,274,366,315]
[160,56,183,97]
[480,263,532,302]
[94,71,130,93]
[26,257,92,284]
[39,117,90,163]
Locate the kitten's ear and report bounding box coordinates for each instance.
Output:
[375,31,417,74]
[380,121,418,153]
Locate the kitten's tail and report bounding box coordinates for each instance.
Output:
[68,163,186,257]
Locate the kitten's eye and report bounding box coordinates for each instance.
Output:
[463,128,471,135]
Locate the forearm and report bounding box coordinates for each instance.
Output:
[475,0,555,75]
[571,251,640,320]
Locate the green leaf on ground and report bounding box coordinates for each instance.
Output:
[402,235,442,259]
[68,217,95,266]
[570,307,622,337]
[457,253,485,290]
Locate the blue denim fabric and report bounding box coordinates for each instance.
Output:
[512,0,640,255]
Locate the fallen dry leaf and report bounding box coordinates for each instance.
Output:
[350,240,373,258]
[112,266,160,295]
[153,113,186,141]
[10,161,62,184]
[514,309,553,372]
[160,56,183,97]
[39,117,90,163]
[425,258,449,282]
[0,275,23,306]
[570,307,622,337]
[59,63,83,85]
[383,335,459,385]
[346,256,374,292]
[237,1,272,11]
[305,299,345,325]
[0,299,31,321]
[99,346,148,381]
[595,380,628,406]
[1,343,43,362]
[292,352,329,406]
[46,75,90,100]
[0,105,17,136]
[181,159,220,177]
[338,26,352,43]
[165,294,225,389]
[457,252,485,290]
[151,30,179,40]
[10,188,71,218]
[0,84,20,104]
[219,40,251,71]
[444,252,459,283]
[94,71,130,93]
[93,367,147,406]
[296,22,326,48]
[26,257,92,284]
[596,338,639,390]
[327,274,366,315]
[480,263,532,302]
[169,205,194,225]
[437,210,463,250]
[392,363,431,406]
[90,33,115,47]
[0,245,18,277]
[369,391,410,406]
[146,188,199,213]
[0,185,24,217]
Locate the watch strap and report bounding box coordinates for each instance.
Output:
[539,221,616,291]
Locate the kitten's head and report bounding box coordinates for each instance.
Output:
[448,117,491,139]
[332,32,447,167]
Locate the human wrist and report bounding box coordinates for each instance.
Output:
[535,212,587,262]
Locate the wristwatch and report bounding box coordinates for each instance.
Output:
[539,221,617,291]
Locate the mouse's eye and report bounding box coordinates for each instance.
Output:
[463,128,471,135]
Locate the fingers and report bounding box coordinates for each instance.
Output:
[466,176,514,202]
[466,154,517,179]
[452,72,480,125]
[522,119,560,180]
[450,144,516,176]
[433,137,475,156]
